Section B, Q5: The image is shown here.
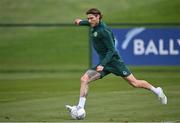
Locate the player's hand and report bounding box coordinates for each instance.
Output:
[74,18,82,25]
[96,65,104,71]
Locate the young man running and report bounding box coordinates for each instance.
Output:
[66,8,167,115]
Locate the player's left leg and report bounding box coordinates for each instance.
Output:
[123,73,152,89]
[123,74,167,104]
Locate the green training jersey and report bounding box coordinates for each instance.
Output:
[79,20,122,66]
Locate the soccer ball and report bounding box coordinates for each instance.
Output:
[70,106,86,120]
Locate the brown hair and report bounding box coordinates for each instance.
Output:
[86,8,103,20]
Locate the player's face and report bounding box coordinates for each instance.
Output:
[87,14,100,27]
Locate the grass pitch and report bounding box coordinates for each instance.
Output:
[0,66,180,122]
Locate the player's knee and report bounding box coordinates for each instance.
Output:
[80,76,89,84]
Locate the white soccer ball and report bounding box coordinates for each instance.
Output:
[70,106,86,120]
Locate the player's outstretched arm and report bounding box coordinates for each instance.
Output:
[74,18,90,26]
[74,18,82,25]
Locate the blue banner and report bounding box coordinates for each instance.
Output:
[92,28,180,65]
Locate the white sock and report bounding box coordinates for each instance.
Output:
[150,86,160,96]
[77,97,86,108]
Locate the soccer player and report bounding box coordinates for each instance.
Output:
[66,8,167,114]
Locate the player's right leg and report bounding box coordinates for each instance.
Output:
[80,70,101,97]
[65,69,101,111]
[78,70,101,108]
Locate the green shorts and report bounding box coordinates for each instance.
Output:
[92,60,131,78]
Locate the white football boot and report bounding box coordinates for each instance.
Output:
[157,87,167,104]
[65,105,80,112]
[65,105,74,112]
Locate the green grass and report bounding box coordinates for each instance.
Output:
[0,66,180,122]
[0,27,89,71]
[0,0,180,23]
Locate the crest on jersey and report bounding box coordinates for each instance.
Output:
[93,32,98,37]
